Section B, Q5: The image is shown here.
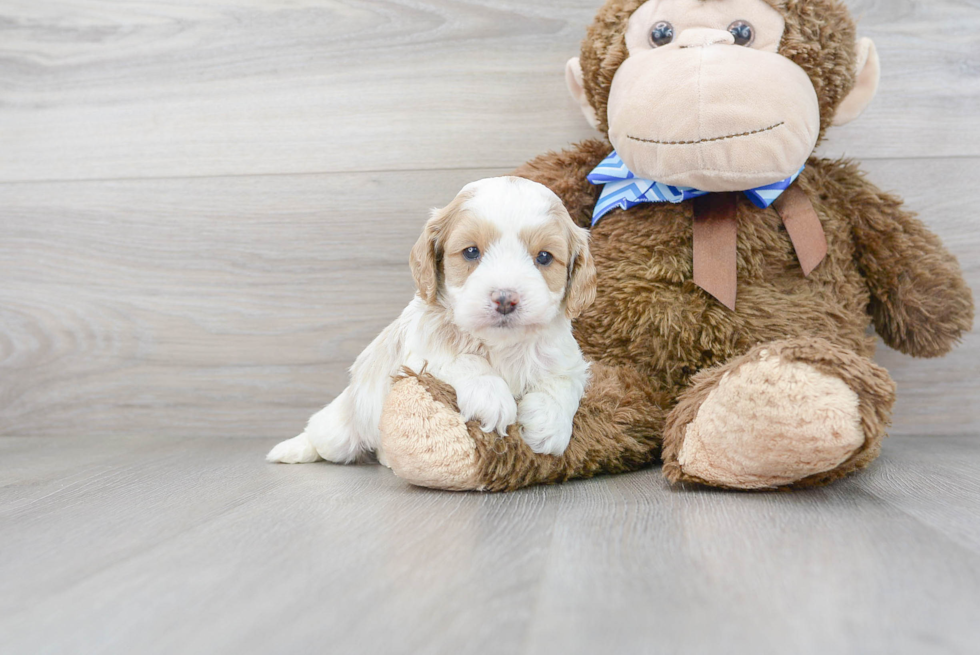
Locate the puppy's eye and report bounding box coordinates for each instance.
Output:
[535,251,554,266]
[649,21,674,47]
[462,246,481,261]
[728,20,755,47]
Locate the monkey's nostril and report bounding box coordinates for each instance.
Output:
[492,290,520,315]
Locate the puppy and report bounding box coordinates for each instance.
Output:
[267,176,596,465]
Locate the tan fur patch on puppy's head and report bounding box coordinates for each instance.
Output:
[443,216,501,290]
[528,205,596,319]
[522,220,571,294]
[410,191,472,303]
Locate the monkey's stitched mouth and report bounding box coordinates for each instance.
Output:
[627,122,785,146]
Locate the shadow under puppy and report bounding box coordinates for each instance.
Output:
[267,176,597,465]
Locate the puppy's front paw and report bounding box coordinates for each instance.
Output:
[518,392,573,456]
[455,375,518,435]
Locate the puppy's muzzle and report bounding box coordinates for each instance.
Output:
[492,290,520,315]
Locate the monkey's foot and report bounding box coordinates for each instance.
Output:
[379,364,665,492]
[379,373,487,491]
[662,338,895,490]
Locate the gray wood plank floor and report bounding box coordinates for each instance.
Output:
[1,435,979,655]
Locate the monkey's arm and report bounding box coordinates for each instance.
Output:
[513,139,610,229]
[822,159,974,357]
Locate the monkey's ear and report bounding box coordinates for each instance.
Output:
[566,57,600,130]
[833,38,880,126]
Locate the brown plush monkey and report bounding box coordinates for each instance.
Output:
[378,0,974,491]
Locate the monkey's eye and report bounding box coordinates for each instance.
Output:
[462,246,481,261]
[535,251,554,266]
[728,20,755,47]
[649,21,674,47]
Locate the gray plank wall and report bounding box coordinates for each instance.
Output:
[1,0,978,440]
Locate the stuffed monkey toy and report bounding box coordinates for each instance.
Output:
[378,0,974,491]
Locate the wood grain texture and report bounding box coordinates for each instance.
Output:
[1,435,979,654]
[0,0,979,183]
[0,168,506,438]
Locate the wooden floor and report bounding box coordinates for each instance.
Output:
[2,0,980,652]
[0,435,979,654]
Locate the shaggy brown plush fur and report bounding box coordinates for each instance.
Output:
[383,363,666,492]
[661,337,896,489]
[378,0,973,491]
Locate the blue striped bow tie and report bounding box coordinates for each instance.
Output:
[587,151,804,226]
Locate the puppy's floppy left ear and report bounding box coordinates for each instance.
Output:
[565,224,597,319]
[411,194,468,303]
[410,211,440,304]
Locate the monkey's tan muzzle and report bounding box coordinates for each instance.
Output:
[607,41,820,192]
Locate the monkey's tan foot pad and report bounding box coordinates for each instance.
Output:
[380,370,571,492]
[662,339,895,490]
[379,373,488,491]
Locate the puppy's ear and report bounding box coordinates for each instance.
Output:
[410,210,441,304]
[565,223,597,319]
[411,195,467,303]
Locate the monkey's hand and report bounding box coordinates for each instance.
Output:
[868,259,973,358]
[837,160,974,357]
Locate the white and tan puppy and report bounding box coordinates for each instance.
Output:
[267,176,596,465]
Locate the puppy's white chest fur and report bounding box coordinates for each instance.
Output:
[483,323,578,398]
[402,297,587,400]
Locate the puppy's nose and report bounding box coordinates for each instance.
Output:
[492,290,520,315]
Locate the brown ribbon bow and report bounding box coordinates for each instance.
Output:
[692,186,827,310]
